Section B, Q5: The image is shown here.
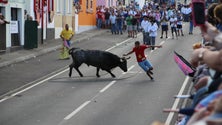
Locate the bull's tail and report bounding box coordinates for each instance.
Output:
[69,48,80,55]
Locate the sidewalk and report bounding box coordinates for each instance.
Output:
[0,29,108,68]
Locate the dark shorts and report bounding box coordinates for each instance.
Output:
[171,27,177,32]
[161,25,168,31]
[177,25,182,29]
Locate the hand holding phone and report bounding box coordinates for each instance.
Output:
[192,0,205,26]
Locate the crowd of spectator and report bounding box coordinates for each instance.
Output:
[157,2,222,125]
[96,2,194,47]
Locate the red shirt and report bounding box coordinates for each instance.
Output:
[97,10,103,19]
[133,45,149,62]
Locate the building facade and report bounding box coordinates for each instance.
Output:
[0,0,26,52]
[26,0,74,41]
[75,0,96,33]
[54,0,74,39]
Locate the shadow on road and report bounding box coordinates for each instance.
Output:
[48,75,134,83]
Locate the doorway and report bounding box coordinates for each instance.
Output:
[11,8,20,47]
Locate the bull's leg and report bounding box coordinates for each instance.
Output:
[69,63,74,77]
[96,67,100,77]
[74,66,83,77]
[106,70,116,78]
[70,62,83,77]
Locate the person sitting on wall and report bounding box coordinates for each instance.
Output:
[0,13,10,25]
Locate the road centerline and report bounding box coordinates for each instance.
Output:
[165,76,190,125]
[100,81,116,93]
[64,101,91,120]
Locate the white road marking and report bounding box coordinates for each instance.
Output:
[125,71,143,74]
[100,81,116,93]
[0,98,8,103]
[105,34,142,51]
[160,41,165,45]
[167,37,171,40]
[165,76,190,125]
[0,68,69,103]
[64,101,91,120]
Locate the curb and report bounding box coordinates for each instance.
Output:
[0,30,107,68]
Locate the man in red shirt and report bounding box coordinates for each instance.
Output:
[123,41,162,80]
[96,8,103,29]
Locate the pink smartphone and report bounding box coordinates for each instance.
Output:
[192,0,205,26]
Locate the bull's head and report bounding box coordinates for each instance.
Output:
[119,56,131,72]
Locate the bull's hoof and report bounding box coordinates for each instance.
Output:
[80,74,83,77]
[111,75,116,78]
[96,74,100,77]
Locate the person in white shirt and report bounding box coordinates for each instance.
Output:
[128,8,137,16]
[182,5,192,22]
[148,17,158,50]
[141,16,151,45]
[169,15,178,39]
[177,13,184,36]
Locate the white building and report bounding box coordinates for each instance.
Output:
[0,0,26,51]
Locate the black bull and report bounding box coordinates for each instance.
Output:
[68,48,129,78]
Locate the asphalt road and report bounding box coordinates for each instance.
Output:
[0,24,201,125]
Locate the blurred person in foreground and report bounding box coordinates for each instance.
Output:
[190,22,222,71]
[187,96,222,125]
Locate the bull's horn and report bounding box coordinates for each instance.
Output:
[121,56,131,61]
[125,56,131,60]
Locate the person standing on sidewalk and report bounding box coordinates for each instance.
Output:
[132,15,138,38]
[109,12,117,34]
[177,12,184,36]
[60,24,74,60]
[160,16,169,39]
[189,13,194,35]
[126,14,133,37]
[148,17,158,50]
[169,14,178,39]
[123,41,162,80]
[96,8,103,29]
[116,11,123,35]
[141,16,151,45]
[104,8,110,29]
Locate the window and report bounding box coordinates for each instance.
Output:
[86,0,93,13]
[90,0,93,9]
[86,0,89,10]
